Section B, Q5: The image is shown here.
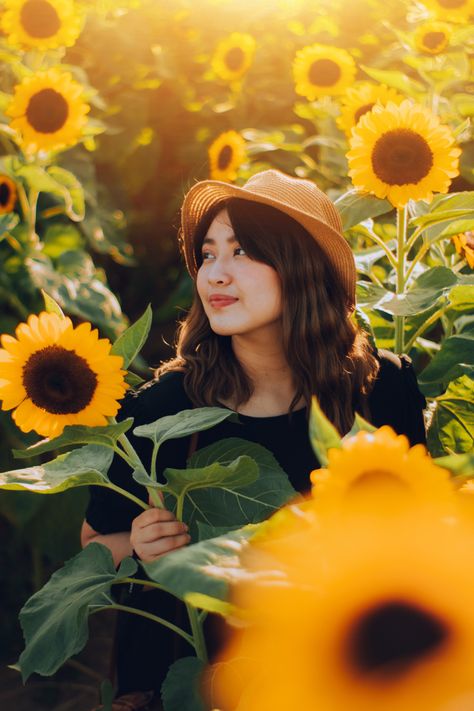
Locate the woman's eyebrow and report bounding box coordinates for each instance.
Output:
[202,235,238,246]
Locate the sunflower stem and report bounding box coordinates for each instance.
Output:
[395,206,407,354]
[105,482,148,511]
[186,603,208,664]
[359,228,398,270]
[90,603,195,649]
[404,302,449,352]
[116,433,164,509]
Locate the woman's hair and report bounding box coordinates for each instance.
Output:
[156,197,379,435]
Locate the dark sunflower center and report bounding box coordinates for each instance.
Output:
[423,31,446,50]
[354,102,375,124]
[346,600,449,677]
[371,129,433,186]
[0,182,11,207]
[217,145,233,170]
[26,88,69,134]
[23,345,97,414]
[225,46,245,72]
[20,0,61,39]
[309,58,341,87]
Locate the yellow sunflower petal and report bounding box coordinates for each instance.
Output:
[208,130,246,182]
[211,32,256,82]
[0,311,127,437]
[347,100,460,207]
[2,0,84,51]
[6,69,90,154]
[293,43,356,101]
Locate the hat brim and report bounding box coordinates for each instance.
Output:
[180,178,356,304]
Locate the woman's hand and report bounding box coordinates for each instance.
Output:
[130,507,191,563]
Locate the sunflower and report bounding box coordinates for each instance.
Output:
[422,0,474,22]
[0,312,127,438]
[347,100,460,208]
[452,232,474,268]
[293,44,356,101]
[414,21,452,54]
[337,83,404,137]
[0,175,17,214]
[208,130,246,182]
[2,0,83,51]
[210,507,474,711]
[310,425,455,512]
[6,69,90,154]
[211,33,256,82]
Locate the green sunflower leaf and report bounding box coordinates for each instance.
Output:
[133,407,239,455]
[309,395,342,467]
[334,189,393,230]
[41,290,65,318]
[143,524,257,601]
[360,65,424,97]
[111,304,152,368]
[163,455,259,497]
[427,376,474,456]
[161,657,207,711]
[17,542,137,682]
[0,444,113,493]
[46,166,86,222]
[175,438,296,542]
[13,420,134,460]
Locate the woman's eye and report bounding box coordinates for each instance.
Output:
[201,247,246,260]
[234,247,246,256]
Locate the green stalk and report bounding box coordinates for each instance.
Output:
[186,603,208,664]
[404,302,449,352]
[91,604,195,648]
[395,206,407,354]
[117,432,163,508]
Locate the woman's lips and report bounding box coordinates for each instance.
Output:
[209,297,238,308]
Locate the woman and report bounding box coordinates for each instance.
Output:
[82,169,426,704]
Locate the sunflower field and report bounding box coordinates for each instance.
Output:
[0,0,473,709]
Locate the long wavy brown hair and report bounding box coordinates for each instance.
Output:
[156,197,379,435]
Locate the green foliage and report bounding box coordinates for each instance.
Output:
[161,657,206,711]
[13,420,134,459]
[427,376,474,457]
[143,525,256,602]
[0,444,113,493]
[111,304,153,368]
[309,395,342,466]
[18,543,137,681]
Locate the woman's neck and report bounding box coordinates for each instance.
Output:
[222,333,304,416]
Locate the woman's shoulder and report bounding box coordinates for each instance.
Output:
[117,369,191,424]
[369,348,427,442]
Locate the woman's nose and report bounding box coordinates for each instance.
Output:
[207,258,232,284]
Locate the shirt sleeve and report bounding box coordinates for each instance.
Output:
[369,350,427,446]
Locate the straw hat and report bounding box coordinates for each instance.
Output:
[180,169,356,305]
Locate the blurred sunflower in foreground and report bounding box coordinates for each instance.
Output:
[2,0,84,51]
[347,100,460,207]
[422,0,474,22]
[211,32,256,82]
[206,494,474,711]
[310,426,454,512]
[6,69,90,154]
[208,130,246,182]
[414,21,452,55]
[452,232,474,269]
[0,312,127,438]
[0,175,17,214]
[293,43,356,101]
[337,83,404,138]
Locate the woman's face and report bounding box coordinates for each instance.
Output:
[196,208,282,338]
